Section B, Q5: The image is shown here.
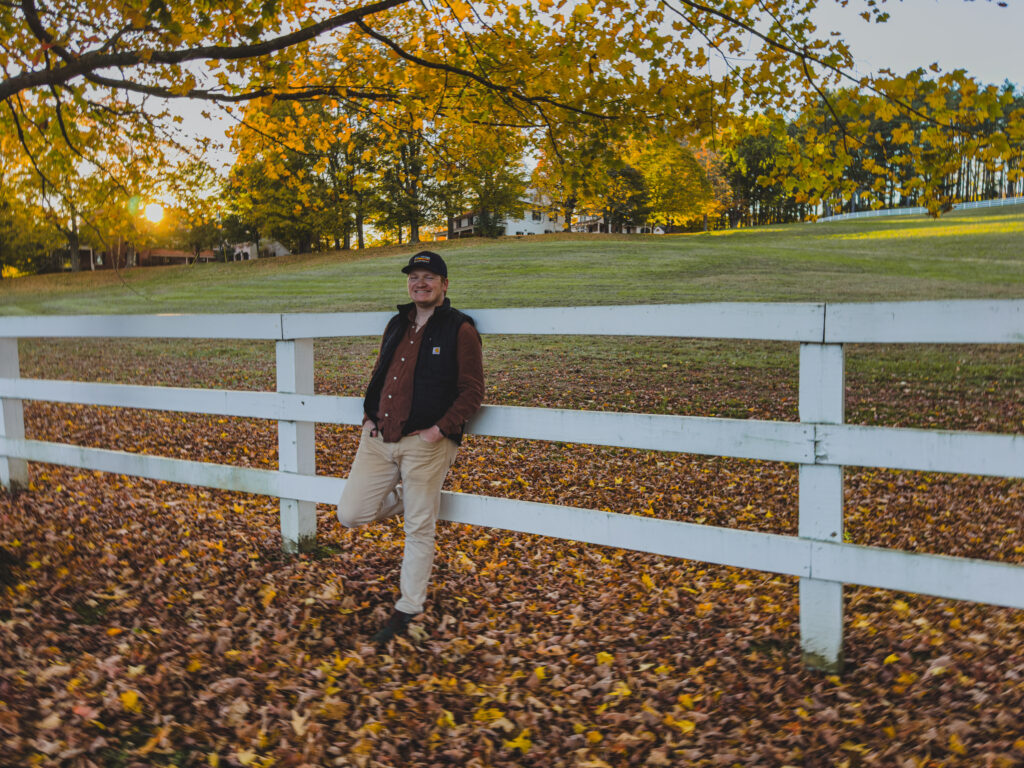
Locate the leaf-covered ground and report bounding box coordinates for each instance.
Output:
[2,339,1023,767]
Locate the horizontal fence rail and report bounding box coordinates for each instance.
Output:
[4,299,1024,343]
[2,300,1023,672]
[1,437,1020,613]
[4,377,1024,478]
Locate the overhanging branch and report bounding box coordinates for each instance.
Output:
[355,19,617,121]
[2,0,412,102]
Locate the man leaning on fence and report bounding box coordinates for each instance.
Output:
[337,251,484,644]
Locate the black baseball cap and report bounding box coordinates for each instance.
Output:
[401,251,447,278]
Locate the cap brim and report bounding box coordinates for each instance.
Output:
[401,265,445,275]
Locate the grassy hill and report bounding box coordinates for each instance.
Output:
[2,203,1023,316]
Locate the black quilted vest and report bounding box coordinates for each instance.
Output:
[363,299,474,443]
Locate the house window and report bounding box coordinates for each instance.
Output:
[473,215,480,225]
[531,210,542,221]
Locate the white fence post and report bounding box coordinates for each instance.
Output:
[276,339,316,553]
[798,343,845,672]
[0,338,27,492]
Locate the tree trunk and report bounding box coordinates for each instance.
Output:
[69,233,80,272]
[356,212,365,249]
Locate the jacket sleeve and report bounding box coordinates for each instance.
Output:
[435,321,484,436]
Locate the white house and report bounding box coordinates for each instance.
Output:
[449,193,566,237]
[571,214,666,235]
[230,240,291,260]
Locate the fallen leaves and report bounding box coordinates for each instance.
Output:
[1,338,1021,766]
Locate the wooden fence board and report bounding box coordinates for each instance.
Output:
[0,314,284,339]
[826,300,1024,344]
[467,303,826,341]
[819,424,1024,478]
[812,541,1024,610]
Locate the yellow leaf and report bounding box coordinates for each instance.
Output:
[137,725,171,755]
[664,714,696,733]
[448,0,471,20]
[503,728,532,753]
[596,651,614,666]
[641,572,655,590]
[883,653,900,665]
[120,690,142,713]
[534,666,546,680]
[948,733,968,756]
[259,584,277,608]
[474,707,505,722]
[436,709,456,728]
[236,750,258,766]
[455,551,476,572]
[840,741,869,753]
[586,730,603,744]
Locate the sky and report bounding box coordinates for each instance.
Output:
[811,0,1024,87]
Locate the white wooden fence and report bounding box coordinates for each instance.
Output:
[815,195,1024,223]
[1,301,1023,672]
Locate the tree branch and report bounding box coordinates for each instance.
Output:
[663,0,966,134]
[355,19,616,121]
[2,0,412,102]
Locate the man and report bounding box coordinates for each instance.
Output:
[337,251,484,644]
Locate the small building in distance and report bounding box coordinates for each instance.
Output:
[137,248,216,266]
[228,240,291,260]
[448,192,565,238]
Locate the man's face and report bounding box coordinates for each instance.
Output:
[407,268,447,308]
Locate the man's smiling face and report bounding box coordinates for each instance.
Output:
[407,268,447,308]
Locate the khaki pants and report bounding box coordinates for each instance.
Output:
[337,425,458,614]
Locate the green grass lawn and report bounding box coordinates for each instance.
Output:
[3,203,1023,316]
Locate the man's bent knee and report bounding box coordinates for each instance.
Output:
[336,501,360,529]
[336,485,365,529]
[337,486,401,528]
